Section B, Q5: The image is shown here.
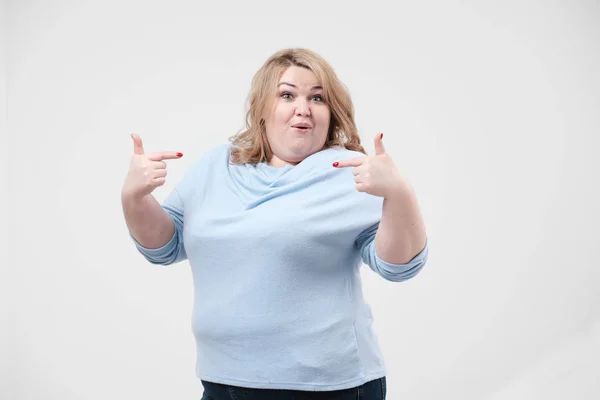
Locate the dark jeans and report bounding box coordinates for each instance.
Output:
[201,377,386,400]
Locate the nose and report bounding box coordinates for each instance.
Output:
[295,98,311,117]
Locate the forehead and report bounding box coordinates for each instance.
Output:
[278,66,321,89]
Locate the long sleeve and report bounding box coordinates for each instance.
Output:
[356,222,429,282]
[130,187,188,266]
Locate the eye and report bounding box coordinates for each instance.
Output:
[281,91,293,99]
[312,94,324,102]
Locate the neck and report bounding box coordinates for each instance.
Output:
[268,155,299,168]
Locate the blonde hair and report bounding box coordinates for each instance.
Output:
[228,48,366,164]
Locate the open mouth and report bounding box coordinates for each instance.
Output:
[292,123,312,131]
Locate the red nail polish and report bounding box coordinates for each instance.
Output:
[333,161,339,167]
[380,133,383,139]
[177,152,183,157]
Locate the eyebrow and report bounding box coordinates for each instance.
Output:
[277,82,323,90]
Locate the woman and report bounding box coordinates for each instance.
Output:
[121,48,428,400]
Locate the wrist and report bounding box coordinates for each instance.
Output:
[384,173,413,200]
[121,190,148,208]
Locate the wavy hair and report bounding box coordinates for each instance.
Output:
[229,48,366,164]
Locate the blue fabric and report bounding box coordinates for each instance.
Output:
[130,143,428,391]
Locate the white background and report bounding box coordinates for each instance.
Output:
[3,0,599,399]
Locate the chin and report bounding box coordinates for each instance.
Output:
[289,150,315,162]
[275,142,324,164]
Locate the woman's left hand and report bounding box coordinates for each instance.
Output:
[333,133,412,199]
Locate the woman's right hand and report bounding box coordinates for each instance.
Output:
[121,133,183,201]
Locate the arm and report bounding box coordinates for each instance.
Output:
[335,133,428,280]
[122,188,188,266]
[355,183,428,282]
[357,222,428,282]
[121,192,175,249]
[375,184,427,264]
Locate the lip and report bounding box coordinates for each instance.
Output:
[291,122,312,129]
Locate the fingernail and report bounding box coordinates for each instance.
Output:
[177,152,183,157]
[332,161,339,167]
[380,133,383,139]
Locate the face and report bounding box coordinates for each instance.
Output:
[264,66,331,167]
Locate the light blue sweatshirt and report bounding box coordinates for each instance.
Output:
[130,143,429,391]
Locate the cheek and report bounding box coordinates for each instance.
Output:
[273,104,294,125]
[265,108,287,136]
[316,109,331,129]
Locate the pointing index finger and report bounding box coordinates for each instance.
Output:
[147,151,184,161]
[333,157,365,168]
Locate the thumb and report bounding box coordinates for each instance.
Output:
[131,133,144,155]
[374,132,385,155]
